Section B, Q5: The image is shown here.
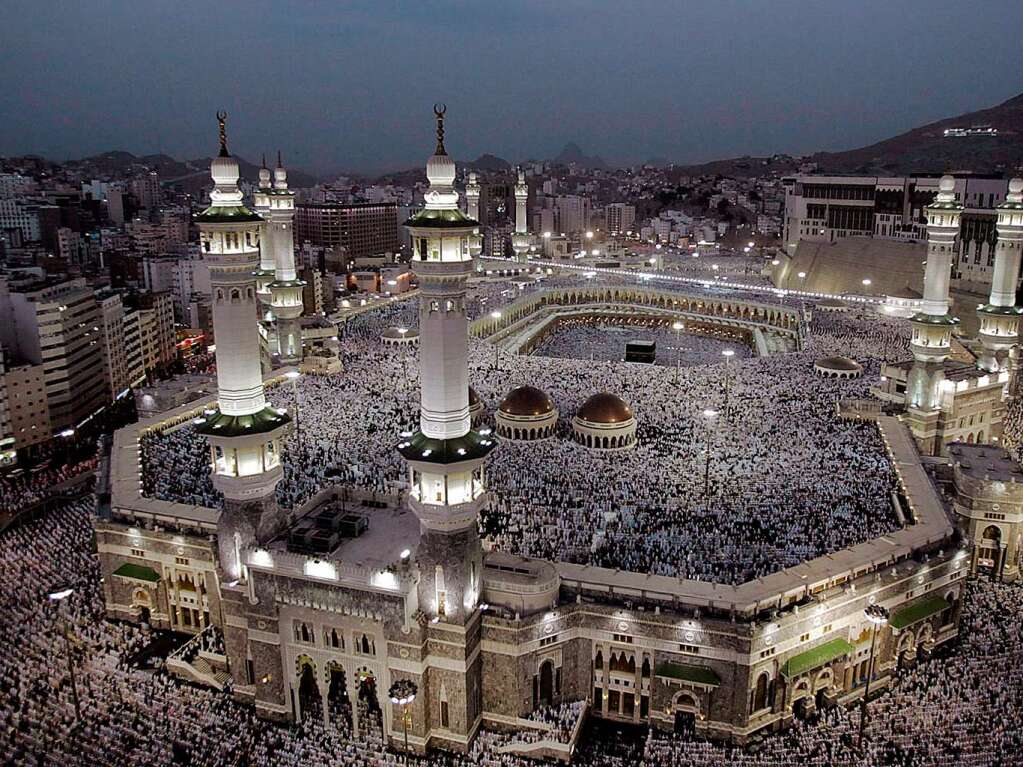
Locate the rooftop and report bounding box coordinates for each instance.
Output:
[949,443,1023,482]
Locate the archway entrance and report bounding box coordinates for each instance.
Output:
[298,663,323,724]
[138,606,151,624]
[327,665,352,734]
[356,670,382,737]
[538,661,554,707]
[979,524,1002,573]
[673,710,695,735]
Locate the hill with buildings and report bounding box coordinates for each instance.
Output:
[669,91,1023,179]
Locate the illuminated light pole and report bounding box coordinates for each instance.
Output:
[49,587,81,722]
[702,409,717,497]
[285,370,301,452]
[858,604,890,750]
[491,311,503,371]
[721,349,735,421]
[388,679,418,752]
[672,321,685,385]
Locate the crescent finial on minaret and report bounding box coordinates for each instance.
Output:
[433,103,447,156]
[216,111,229,157]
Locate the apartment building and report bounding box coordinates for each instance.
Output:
[294,202,399,260]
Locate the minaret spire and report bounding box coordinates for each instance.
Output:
[977,177,1023,373]
[396,106,491,748]
[217,110,229,157]
[194,114,290,580]
[434,102,447,156]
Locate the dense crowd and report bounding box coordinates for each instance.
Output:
[1,497,1021,766]
[0,454,98,515]
[532,320,751,368]
[140,279,910,584]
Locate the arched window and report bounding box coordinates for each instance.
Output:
[594,651,603,670]
[641,658,650,678]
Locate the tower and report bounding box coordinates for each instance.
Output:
[252,156,276,319]
[398,105,496,749]
[905,175,961,452]
[266,153,305,365]
[194,113,290,581]
[511,167,530,260]
[977,178,1023,374]
[464,171,483,267]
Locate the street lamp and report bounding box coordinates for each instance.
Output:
[862,278,872,288]
[858,603,890,750]
[490,311,503,371]
[672,321,685,385]
[285,370,301,452]
[721,349,735,421]
[388,678,418,752]
[48,586,82,721]
[702,409,717,497]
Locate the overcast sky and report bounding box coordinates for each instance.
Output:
[1,0,1022,175]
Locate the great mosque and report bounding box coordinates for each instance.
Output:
[94,107,1023,758]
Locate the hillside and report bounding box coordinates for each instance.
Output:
[66,150,320,193]
[668,92,1023,179]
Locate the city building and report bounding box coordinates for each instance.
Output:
[294,202,400,260]
[606,203,636,236]
[0,277,108,434]
[0,355,50,457]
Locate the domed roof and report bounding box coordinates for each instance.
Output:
[577,392,633,424]
[815,355,862,372]
[499,385,554,417]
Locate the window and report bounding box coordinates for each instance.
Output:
[612,633,633,644]
[175,557,189,566]
[679,644,700,655]
[759,647,776,659]
[800,633,810,643]
[540,635,558,647]
[131,548,145,558]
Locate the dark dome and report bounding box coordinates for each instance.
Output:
[577,392,633,424]
[499,385,554,417]
[816,355,862,372]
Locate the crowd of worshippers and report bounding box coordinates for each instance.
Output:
[1,497,1021,767]
[532,318,752,368]
[139,288,914,585]
[0,454,98,515]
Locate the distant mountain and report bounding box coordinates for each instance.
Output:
[467,153,511,172]
[554,142,607,170]
[66,150,320,195]
[668,92,1023,179]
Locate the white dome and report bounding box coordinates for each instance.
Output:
[274,165,288,188]
[1008,177,1023,201]
[258,166,272,187]
[939,174,955,193]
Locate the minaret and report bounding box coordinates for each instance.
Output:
[906,175,961,452]
[977,178,1023,373]
[397,105,495,749]
[252,156,276,318]
[464,171,483,267]
[511,166,530,260]
[195,113,290,581]
[267,152,305,364]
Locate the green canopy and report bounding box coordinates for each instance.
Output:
[890,595,950,630]
[781,637,854,678]
[113,563,160,583]
[654,663,721,686]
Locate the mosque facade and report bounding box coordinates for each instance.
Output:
[95,112,1000,756]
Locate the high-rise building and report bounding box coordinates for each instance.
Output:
[0,277,107,434]
[97,291,131,399]
[294,202,400,260]
[555,195,590,235]
[0,354,49,457]
[606,202,636,235]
